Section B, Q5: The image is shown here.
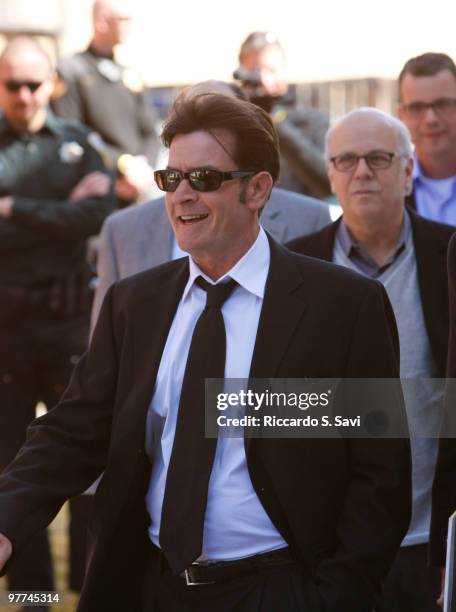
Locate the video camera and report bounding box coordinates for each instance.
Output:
[232,66,296,113]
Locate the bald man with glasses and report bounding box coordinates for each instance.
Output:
[288,107,454,611]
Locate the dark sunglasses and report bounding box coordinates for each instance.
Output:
[154,168,256,192]
[3,80,44,93]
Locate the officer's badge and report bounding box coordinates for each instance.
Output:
[59,141,84,164]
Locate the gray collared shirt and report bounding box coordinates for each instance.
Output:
[335,211,411,278]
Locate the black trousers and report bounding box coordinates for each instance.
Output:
[0,311,89,591]
[375,543,440,612]
[143,549,324,612]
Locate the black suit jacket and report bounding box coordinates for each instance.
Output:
[431,233,456,565]
[287,210,454,378]
[447,234,456,379]
[0,237,411,612]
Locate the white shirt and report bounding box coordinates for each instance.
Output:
[145,227,286,560]
[170,235,187,260]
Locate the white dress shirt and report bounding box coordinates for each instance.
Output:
[145,227,287,560]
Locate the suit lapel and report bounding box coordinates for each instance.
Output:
[410,211,449,376]
[246,237,309,452]
[405,189,417,211]
[287,220,339,262]
[250,239,309,377]
[98,260,189,533]
[115,259,189,446]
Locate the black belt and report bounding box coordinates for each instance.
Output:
[171,547,295,586]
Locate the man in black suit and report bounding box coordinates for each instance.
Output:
[288,107,454,611]
[0,94,410,612]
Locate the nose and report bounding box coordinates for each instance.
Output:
[353,156,374,179]
[171,176,199,204]
[16,85,32,103]
[422,105,440,123]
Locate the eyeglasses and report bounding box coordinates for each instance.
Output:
[3,80,44,93]
[400,98,456,119]
[154,168,256,192]
[330,151,402,172]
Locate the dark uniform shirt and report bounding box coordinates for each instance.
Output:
[0,111,113,287]
[52,46,159,170]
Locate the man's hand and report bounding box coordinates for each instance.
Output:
[0,533,12,572]
[437,566,445,608]
[69,172,111,202]
[0,196,14,218]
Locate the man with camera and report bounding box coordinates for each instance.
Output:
[234,31,331,199]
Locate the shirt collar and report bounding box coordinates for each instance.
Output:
[87,45,115,60]
[412,153,456,213]
[182,227,270,302]
[0,109,60,137]
[412,154,423,181]
[337,209,411,271]
[413,154,456,186]
[43,110,63,135]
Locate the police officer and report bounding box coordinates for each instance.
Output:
[52,0,159,206]
[0,36,112,608]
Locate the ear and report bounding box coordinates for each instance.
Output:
[243,171,274,212]
[397,103,405,121]
[326,161,337,196]
[44,73,58,99]
[404,156,414,196]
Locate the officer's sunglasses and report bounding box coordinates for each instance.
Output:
[3,80,44,93]
[155,168,256,192]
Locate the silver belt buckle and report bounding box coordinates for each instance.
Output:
[184,566,215,586]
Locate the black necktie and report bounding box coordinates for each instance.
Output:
[159,276,238,574]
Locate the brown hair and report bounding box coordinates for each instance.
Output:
[162,93,280,182]
[399,52,456,94]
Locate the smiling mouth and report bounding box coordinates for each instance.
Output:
[179,214,209,224]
